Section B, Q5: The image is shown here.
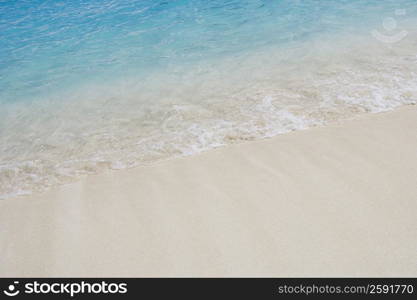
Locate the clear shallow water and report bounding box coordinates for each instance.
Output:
[1,0,417,198]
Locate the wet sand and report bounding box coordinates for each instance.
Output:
[1,106,416,277]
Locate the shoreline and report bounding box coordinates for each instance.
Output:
[2,29,417,200]
[3,103,416,201]
[1,105,416,277]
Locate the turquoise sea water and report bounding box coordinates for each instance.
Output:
[1,0,417,198]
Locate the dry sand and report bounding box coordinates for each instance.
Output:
[1,106,416,277]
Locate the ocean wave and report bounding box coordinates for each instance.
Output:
[1,31,417,199]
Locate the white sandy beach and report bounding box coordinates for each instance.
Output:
[1,106,416,277]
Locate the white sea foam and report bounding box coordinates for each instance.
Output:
[1,32,417,199]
